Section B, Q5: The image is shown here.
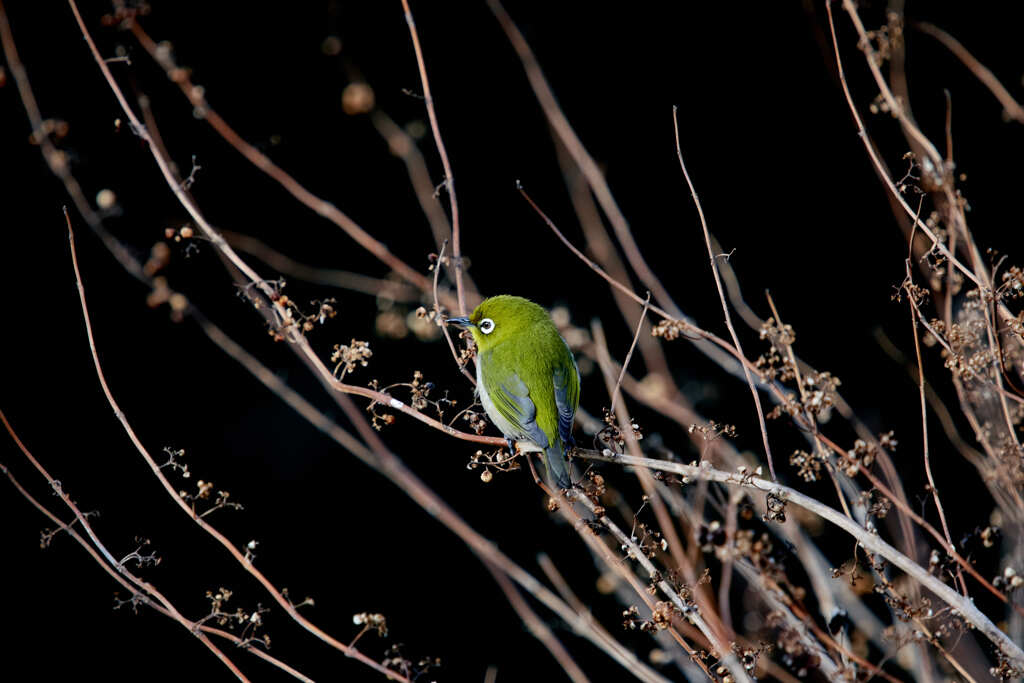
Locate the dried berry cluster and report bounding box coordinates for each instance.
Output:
[331,338,372,379]
[200,587,270,648]
[650,318,693,341]
[598,407,643,450]
[161,447,243,518]
[621,601,682,633]
[466,448,521,482]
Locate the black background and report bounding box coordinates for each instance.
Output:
[2,1,1022,681]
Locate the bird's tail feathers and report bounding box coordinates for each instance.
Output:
[544,442,572,489]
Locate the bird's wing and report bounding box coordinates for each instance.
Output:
[552,341,580,447]
[488,364,550,449]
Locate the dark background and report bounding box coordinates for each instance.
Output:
[2,1,1022,681]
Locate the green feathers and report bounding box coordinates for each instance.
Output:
[448,296,579,488]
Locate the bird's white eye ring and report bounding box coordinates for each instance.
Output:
[479,318,495,334]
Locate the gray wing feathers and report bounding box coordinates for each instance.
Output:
[550,353,578,488]
[503,370,568,487]
[552,363,576,447]
[497,373,549,448]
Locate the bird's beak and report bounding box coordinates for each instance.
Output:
[445,316,473,329]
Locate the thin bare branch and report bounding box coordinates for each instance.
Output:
[222,230,424,301]
[915,22,1024,125]
[63,204,413,683]
[672,107,776,480]
[485,562,590,683]
[434,240,476,385]
[610,292,650,414]
[124,19,445,306]
[0,429,314,682]
[487,0,682,318]
[399,0,466,315]
[903,221,965,596]
[825,2,986,295]
[2,400,250,682]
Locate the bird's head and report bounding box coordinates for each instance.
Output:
[446,295,549,352]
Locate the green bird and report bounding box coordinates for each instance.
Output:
[448,295,580,488]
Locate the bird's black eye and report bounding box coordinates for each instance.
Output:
[479,318,495,334]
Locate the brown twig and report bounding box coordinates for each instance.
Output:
[0,423,314,682]
[535,553,628,660]
[673,106,776,481]
[434,239,476,385]
[914,22,1024,125]
[849,17,1024,502]
[487,0,682,319]
[763,291,853,520]
[811,427,1022,617]
[66,0,277,308]
[573,487,748,682]
[120,11,498,458]
[0,1,147,285]
[399,0,466,316]
[484,562,590,683]
[0,19,413,677]
[556,491,713,678]
[844,4,944,173]
[825,2,985,295]
[943,89,954,167]
[555,141,678,395]
[222,230,425,302]
[1,404,250,682]
[63,205,413,683]
[609,292,650,414]
[370,110,483,303]
[517,182,672,318]
[589,321,744,680]
[370,110,452,251]
[516,181,772,402]
[904,220,966,597]
[124,19,445,306]
[873,329,989,475]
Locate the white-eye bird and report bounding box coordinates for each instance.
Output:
[447,295,580,488]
